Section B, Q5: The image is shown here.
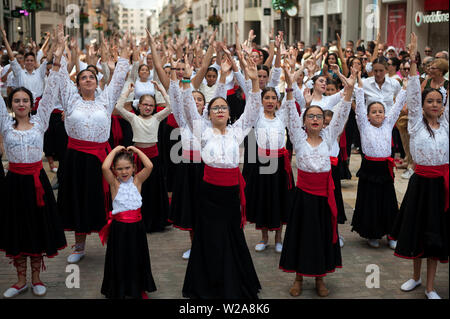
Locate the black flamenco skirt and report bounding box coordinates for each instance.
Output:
[245,155,293,230]
[140,155,170,233]
[101,219,157,299]
[168,161,204,231]
[108,117,134,149]
[0,170,67,258]
[58,149,110,235]
[332,164,347,224]
[241,129,258,181]
[43,112,68,182]
[391,174,449,263]
[351,158,398,239]
[182,181,261,299]
[338,151,352,180]
[279,187,342,277]
[161,124,182,193]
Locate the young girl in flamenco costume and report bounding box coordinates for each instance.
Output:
[100,145,157,299]
[391,33,449,299]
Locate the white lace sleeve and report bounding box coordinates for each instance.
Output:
[214,81,227,100]
[54,65,80,116]
[0,97,13,135]
[325,90,344,110]
[293,82,306,114]
[268,67,282,88]
[32,70,58,132]
[355,86,368,130]
[276,96,289,127]
[407,76,422,135]
[323,100,352,146]
[444,90,449,125]
[231,90,262,144]
[234,71,249,96]
[103,57,130,114]
[286,96,306,147]
[385,88,407,129]
[154,93,172,122]
[169,80,186,128]
[181,86,207,142]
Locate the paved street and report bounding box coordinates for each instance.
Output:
[0,153,448,299]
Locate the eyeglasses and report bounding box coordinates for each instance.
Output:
[425,50,432,53]
[306,114,324,120]
[210,105,229,113]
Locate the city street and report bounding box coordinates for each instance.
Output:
[0,153,448,300]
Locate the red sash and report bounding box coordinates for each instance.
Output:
[182,149,202,163]
[258,147,293,189]
[415,164,449,211]
[135,145,159,172]
[365,156,395,181]
[8,161,45,207]
[339,133,348,162]
[111,115,123,148]
[166,114,179,128]
[32,96,42,112]
[203,165,247,229]
[67,137,111,212]
[330,156,339,167]
[52,109,63,114]
[99,209,142,245]
[156,106,166,113]
[296,169,338,244]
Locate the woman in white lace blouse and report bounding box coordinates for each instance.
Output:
[279,68,354,298]
[179,57,262,299]
[0,83,66,298]
[49,25,131,264]
[391,34,449,300]
[350,70,407,249]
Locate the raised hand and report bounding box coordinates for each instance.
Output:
[303,88,313,106]
[283,64,294,87]
[246,56,258,81]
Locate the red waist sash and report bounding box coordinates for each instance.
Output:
[52,109,63,114]
[296,169,338,244]
[166,114,179,128]
[365,156,395,181]
[111,115,123,148]
[67,137,112,212]
[32,96,42,112]
[8,161,45,207]
[330,156,339,167]
[99,208,142,245]
[415,164,449,211]
[203,165,247,229]
[182,149,202,163]
[258,147,293,189]
[339,133,348,162]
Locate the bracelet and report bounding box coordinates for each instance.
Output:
[181,79,191,83]
[53,63,61,67]
[269,40,275,43]
[183,77,191,80]
[285,88,293,92]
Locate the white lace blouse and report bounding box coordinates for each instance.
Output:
[293,82,343,112]
[50,56,130,143]
[112,177,142,215]
[181,85,262,169]
[253,105,288,150]
[355,86,407,158]
[169,80,201,153]
[285,97,352,173]
[407,75,449,166]
[133,79,155,101]
[0,80,56,163]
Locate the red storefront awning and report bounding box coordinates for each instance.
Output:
[425,0,449,11]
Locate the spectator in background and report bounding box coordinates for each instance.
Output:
[399,60,411,79]
[385,46,397,59]
[421,58,449,91]
[398,50,409,61]
[421,56,434,80]
[424,46,433,57]
[387,57,401,81]
[435,51,448,60]
[356,46,365,58]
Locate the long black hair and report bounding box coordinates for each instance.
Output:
[8,87,34,125]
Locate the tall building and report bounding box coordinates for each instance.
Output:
[117,2,148,38]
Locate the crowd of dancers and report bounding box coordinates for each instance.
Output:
[0,24,448,299]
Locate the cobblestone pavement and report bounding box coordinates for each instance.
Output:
[0,153,448,299]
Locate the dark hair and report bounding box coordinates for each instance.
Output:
[207,96,228,115]
[138,64,150,73]
[24,52,36,60]
[324,109,334,118]
[8,87,34,124]
[257,64,270,76]
[206,67,218,75]
[302,105,325,123]
[388,57,401,71]
[86,64,99,75]
[373,57,388,69]
[261,87,278,100]
[325,52,339,66]
[367,101,386,114]
[112,149,135,167]
[76,69,99,87]
[261,50,269,64]
[326,78,340,90]
[421,88,444,138]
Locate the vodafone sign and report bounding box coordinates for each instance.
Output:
[415,11,450,26]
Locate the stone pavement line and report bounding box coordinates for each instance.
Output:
[0,155,448,299]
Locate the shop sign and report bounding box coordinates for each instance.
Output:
[415,10,449,26]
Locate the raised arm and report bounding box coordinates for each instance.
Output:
[0,93,13,135]
[169,78,187,128]
[33,70,59,131]
[385,82,407,129]
[128,145,153,188]
[115,83,137,123]
[153,81,172,121]
[147,29,170,91]
[102,145,126,190]
[191,30,217,90]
